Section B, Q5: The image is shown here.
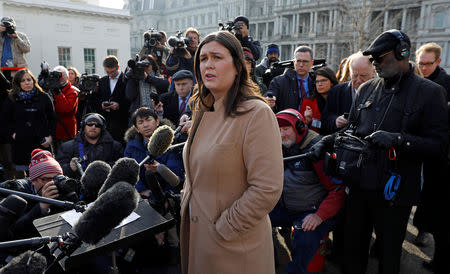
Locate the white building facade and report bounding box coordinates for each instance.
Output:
[1,0,131,76]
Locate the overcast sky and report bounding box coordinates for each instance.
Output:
[99,0,124,9]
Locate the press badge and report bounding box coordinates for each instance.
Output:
[312,118,321,128]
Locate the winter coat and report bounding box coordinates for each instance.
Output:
[426,66,450,101]
[123,122,184,193]
[268,68,316,112]
[56,130,123,179]
[180,94,283,274]
[0,91,56,165]
[54,82,79,140]
[320,81,354,135]
[0,32,31,67]
[347,66,448,206]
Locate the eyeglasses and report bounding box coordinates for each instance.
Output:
[315,79,330,84]
[86,123,102,128]
[38,176,57,183]
[369,51,391,64]
[418,60,436,67]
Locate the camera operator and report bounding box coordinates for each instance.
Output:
[56,113,123,179]
[139,30,170,76]
[0,149,63,239]
[98,55,130,145]
[256,43,280,87]
[166,27,199,78]
[233,15,262,62]
[125,54,169,117]
[51,66,79,153]
[0,17,31,81]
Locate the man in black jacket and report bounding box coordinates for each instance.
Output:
[233,16,262,62]
[97,55,130,145]
[321,52,375,135]
[310,30,448,274]
[267,46,316,112]
[56,113,123,179]
[160,70,193,126]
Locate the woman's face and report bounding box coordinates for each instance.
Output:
[315,75,332,95]
[68,70,76,83]
[199,41,238,100]
[20,73,34,92]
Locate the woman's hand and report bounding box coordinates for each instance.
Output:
[304,106,313,124]
[41,136,52,148]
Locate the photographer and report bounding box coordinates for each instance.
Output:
[0,149,63,239]
[233,15,262,62]
[56,113,123,179]
[51,66,79,153]
[0,17,31,81]
[256,43,280,87]
[125,54,169,117]
[166,27,199,77]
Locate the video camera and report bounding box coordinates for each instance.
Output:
[168,31,191,57]
[263,58,327,80]
[78,73,100,99]
[2,21,16,35]
[143,28,163,54]
[218,21,242,32]
[126,54,151,81]
[38,61,62,91]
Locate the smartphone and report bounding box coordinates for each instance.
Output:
[343,112,349,119]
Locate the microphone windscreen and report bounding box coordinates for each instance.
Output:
[0,250,47,274]
[81,160,111,203]
[147,125,174,158]
[73,181,139,245]
[0,194,28,217]
[156,164,180,187]
[98,158,139,196]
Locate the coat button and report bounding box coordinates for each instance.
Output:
[191,216,198,222]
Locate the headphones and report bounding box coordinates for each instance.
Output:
[277,109,306,135]
[80,113,106,130]
[386,29,410,60]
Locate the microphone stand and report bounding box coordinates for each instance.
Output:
[0,187,86,213]
[0,236,63,248]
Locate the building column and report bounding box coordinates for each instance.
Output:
[327,43,331,60]
[255,23,259,40]
[265,22,269,40]
[401,8,407,30]
[383,10,389,31]
[310,12,314,32]
[314,11,318,32]
[328,10,333,31]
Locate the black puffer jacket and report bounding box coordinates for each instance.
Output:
[346,66,448,206]
[56,129,123,179]
[426,66,450,101]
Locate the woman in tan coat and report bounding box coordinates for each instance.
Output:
[180,31,284,274]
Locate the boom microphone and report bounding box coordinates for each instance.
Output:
[73,181,139,244]
[139,125,174,166]
[0,250,47,274]
[80,160,111,203]
[97,158,139,196]
[0,195,28,241]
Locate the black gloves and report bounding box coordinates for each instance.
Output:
[309,134,335,161]
[364,130,403,149]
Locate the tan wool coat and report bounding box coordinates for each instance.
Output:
[180,94,284,274]
[0,32,31,67]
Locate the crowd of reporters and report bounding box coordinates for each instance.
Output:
[0,12,449,274]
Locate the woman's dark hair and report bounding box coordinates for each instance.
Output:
[10,69,44,94]
[315,67,338,87]
[141,54,159,74]
[131,107,159,126]
[191,31,265,117]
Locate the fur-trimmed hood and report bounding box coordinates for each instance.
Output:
[124,118,175,143]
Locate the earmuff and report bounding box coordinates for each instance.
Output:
[81,113,106,130]
[387,29,410,60]
[277,109,306,135]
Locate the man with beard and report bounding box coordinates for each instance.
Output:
[256,43,280,87]
[56,113,123,179]
[310,29,448,274]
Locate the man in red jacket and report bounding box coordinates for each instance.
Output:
[51,66,78,153]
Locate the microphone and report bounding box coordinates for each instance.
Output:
[173,125,183,136]
[139,125,174,166]
[144,170,165,214]
[156,164,180,187]
[0,250,47,274]
[283,152,313,162]
[73,181,139,245]
[80,160,111,203]
[97,158,139,196]
[0,195,28,241]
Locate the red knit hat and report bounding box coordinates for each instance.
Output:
[276,109,307,144]
[28,149,63,181]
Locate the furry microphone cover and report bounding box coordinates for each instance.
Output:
[80,160,111,203]
[73,181,139,245]
[97,158,139,196]
[147,125,174,157]
[0,250,46,274]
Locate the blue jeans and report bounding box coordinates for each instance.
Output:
[270,203,336,274]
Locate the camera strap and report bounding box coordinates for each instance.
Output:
[56,114,73,139]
